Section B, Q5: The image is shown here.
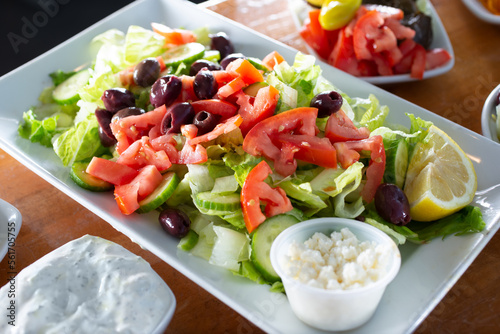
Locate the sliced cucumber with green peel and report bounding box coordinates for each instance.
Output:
[193,191,241,212]
[162,42,205,67]
[251,214,300,282]
[52,69,91,105]
[202,50,221,62]
[243,82,269,97]
[384,137,409,189]
[247,57,269,72]
[70,161,113,192]
[137,172,180,213]
[178,230,199,251]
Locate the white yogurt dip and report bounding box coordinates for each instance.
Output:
[0,235,174,333]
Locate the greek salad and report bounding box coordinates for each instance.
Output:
[18,23,484,289]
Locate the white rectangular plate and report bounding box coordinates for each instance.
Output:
[1,0,500,333]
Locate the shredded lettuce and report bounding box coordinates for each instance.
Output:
[52,113,105,166]
[18,110,59,147]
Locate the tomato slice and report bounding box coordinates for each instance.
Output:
[110,105,168,154]
[86,157,138,186]
[334,135,385,203]
[262,51,285,70]
[188,115,243,146]
[225,58,264,85]
[243,107,319,177]
[410,43,426,80]
[329,28,362,77]
[274,133,337,169]
[241,160,293,233]
[114,165,163,215]
[151,22,197,47]
[425,48,452,70]
[117,136,172,172]
[300,9,336,60]
[217,77,247,99]
[190,99,238,121]
[236,85,280,135]
[325,109,370,142]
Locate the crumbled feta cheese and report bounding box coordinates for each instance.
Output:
[284,227,391,290]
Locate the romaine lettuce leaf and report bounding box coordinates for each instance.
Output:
[18,110,59,147]
[124,25,165,66]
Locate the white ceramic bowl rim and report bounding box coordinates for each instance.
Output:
[481,83,500,142]
[271,217,401,295]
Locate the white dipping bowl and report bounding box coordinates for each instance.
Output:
[481,83,500,143]
[270,218,401,331]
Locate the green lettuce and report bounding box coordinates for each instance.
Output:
[123,25,165,66]
[18,110,59,147]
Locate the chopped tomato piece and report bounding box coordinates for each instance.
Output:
[243,107,319,177]
[425,48,452,70]
[191,99,238,121]
[410,43,426,80]
[110,105,168,154]
[172,141,208,165]
[241,161,293,233]
[189,115,243,145]
[274,133,337,169]
[262,51,285,70]
[114,165,163,215]
[325,109,370,143]
[235,85,280,135]
[86,157,138,186]
[217,77,247,99]
[334,135,385,203]
[151,22,197,47]
[225,58,264,85]
[300,9,336,60]
[179,75,198,102]
[117,136,172,172]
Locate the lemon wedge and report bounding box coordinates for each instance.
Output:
[403,125,477,222]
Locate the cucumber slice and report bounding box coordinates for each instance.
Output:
[70,161,113,192]
[384,137,409,189]
[202,50,221,62]
[162,42,205,67]
[251,214,300,282]
[137,172,180,213]
[178,230,199,251]
[193,191,241,212]
[52,69,91,105]
[243,82,269,97]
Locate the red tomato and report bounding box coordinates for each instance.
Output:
[114,165,163,215]
[179,75,198,102]
[243,107,318,177]
[217,77,247,99]
[151,22,197,47]
[172,141,208,165]
[334,135,385,203]
[117,137,172,172]
[191,99,238,121]
[241,160,293,233]
[86,157,138,186]
[235,85,280,135]
[325,109,370,143]
[410,43,426,80]
[110,105,168,154]
[225,58,264,85]
[425,49,452,70]
[300,10,336,60]
[274,133,337,169]
[329,29,362,77]
[262,51,285,70]
[189,115,243,145]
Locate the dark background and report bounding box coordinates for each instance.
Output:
[0,0,204,77]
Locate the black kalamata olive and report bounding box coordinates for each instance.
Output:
[111,107,145,123]
[134,58,161,87]
[374,183,411,226]
[210,32,235,60]
[95,108,116,147]
[189,59,222,76]
[150,75,182,108]
[101,88,135,113]
[310,91,343,118]
[161,102,195,134]
[193,111,221,135]
[220,53,246,70]
[193,69,218,100]
[402,12,433,50]
[159,208,191,238]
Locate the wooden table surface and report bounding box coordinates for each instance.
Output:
[1,0,500,333]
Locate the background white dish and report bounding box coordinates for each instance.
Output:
[481,84,500,143]
[461,0,500,24]
[0,0,499,333]
[0,199,22,262]
[287,0,455,85]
